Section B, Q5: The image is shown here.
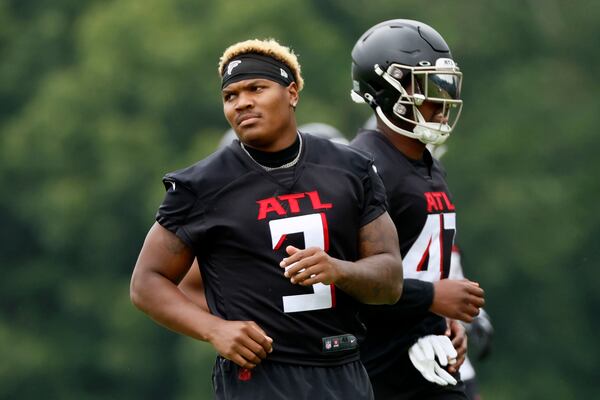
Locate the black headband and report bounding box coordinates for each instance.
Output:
[221,53,295,89]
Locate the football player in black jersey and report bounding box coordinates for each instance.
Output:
[178,123,349,310]
[130,38,403,400]
[349,20,485,399]
[179,120,487,395]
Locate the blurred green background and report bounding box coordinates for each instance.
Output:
[1,0,598,398]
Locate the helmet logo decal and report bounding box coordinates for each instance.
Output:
[227,60,242,75]
[436,58,456,68]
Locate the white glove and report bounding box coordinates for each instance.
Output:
[408,335,458,386]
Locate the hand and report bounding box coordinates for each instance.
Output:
[430,279,485,322]
[280,246,341,286]
[445,319,467,373]
[408,335,458,386]
[207,320,273,369]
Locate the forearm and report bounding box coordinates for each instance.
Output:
[348,211,403,304]
[388,279,434,316]
[280,212,403,304]
[335,253,403,305]
[131,270,222,343]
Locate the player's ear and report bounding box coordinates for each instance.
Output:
[286,82,299,109]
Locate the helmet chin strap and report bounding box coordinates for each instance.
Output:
[413,108,451,145]
[375,105,450,145]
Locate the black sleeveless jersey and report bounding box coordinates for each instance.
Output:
[156,133,387,366]
[351,129,458,377]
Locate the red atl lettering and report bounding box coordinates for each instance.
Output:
[306,191,333,210]
[440,192,455,210]
[277,193,305,213]
[257,191,333,220]
[257,197,287,220]
[432,192,445,210]
[425,193,439,212]
[424,192,456,212]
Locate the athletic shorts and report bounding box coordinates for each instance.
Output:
[368,354,467,400]
[212,356,374,400]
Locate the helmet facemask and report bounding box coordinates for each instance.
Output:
[353,58,463,145]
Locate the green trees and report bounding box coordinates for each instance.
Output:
[1,1,598,398]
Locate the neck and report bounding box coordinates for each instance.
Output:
[241,133,301,170]
[243,122,298,152]
[377,121,425,160]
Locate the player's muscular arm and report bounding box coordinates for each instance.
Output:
[131,223,272,368]
[179,259,209,312]
[281,212,403,304]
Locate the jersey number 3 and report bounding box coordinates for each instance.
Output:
[269,213,334,313]
[403,213,456,282]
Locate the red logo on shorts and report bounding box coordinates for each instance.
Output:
[238,368,252,381]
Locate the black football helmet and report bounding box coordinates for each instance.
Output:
[351,19,463,144]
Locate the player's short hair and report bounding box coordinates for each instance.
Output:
[218,38,304,91]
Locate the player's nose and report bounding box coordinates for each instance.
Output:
[235,92,254,111]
